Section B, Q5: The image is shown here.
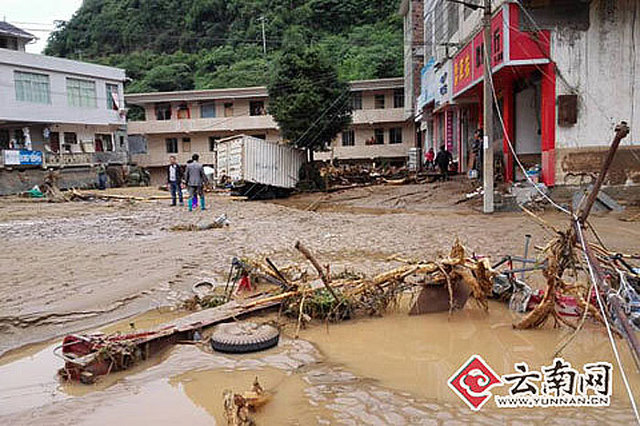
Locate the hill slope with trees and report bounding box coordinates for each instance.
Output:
[45,0,403,93]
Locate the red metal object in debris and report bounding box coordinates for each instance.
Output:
[55,293,285,384]
[526,289,596,318]
[238,275,253,292]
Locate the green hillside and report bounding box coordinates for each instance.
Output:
[45,0,403,93]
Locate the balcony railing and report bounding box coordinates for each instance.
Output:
[44,151,128,167]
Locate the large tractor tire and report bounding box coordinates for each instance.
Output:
[210,322,280,354]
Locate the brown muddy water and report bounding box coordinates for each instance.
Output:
[0,303,638,425]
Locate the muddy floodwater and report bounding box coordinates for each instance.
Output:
[0,303,638,425]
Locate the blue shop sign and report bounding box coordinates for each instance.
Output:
[3,150,43,166]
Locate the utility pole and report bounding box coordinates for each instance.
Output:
[448,0,493,213]
[482,0,494,213]
[259,16,267,55]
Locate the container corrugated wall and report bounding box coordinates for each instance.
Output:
[216,135,305,189]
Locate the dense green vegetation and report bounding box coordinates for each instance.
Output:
[45,0,403,93]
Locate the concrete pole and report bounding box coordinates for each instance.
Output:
[482,0,494,213]
[260,16,267,55]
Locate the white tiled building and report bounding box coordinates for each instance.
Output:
[0,22,128,169]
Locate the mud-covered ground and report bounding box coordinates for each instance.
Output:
[1,181,640,424]
[1,181,639,355]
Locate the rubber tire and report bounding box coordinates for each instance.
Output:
[210,323,280,354]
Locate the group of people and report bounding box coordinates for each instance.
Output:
[167,153,208,211]
[423,128,484,181]
[424,145,453,181]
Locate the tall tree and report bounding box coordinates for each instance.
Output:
[267,45,352,152]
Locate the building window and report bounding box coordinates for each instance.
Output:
[63,132,77,145]
[351,92,362,110]
[106,83,119,110]
[67,78,97,108]
[393,89,404,108]
[15,71,51,104]
[166,138,178,153]
[250,101,266,116]
[155,103,172,120]
[374,129,384,145]
[224,102,234,117]
[208,136,219,151]
[177,103,190,119]
[389,127,403,144]
[251,134,266,140]
[341,130,355,146]
[374,94,385,109]
[0,37,18,50]
[447,3,460,39]
[95,133,114,152]
[201,102,216,118]
[182,137,191,152]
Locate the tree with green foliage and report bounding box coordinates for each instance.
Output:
[44,0,403,97]
[268,45,352,152]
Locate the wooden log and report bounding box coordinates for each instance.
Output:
[295,241,340,302]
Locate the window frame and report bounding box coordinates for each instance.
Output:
[374,128,385,145]
[14,71,51,104]
[351,92,363,110]
[393,89,404,109]
[374,94,385,109]
[95,133,115,152]
[200,102,216,118]
[224,102,234,117]
[389,127,403,145]
[155,103,172,121]
[106,83,119,110]
[66,77,97,108]
[249,100,266,116]
[165,138,178,154]
[208,136,219,152]
[341,130,355,146]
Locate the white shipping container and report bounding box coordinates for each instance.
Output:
[215,135,305,189]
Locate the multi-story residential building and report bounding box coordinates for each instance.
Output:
[399,0,425,153]
[0,22,128,182]
[418,0,640,186]
[126,78,413,184]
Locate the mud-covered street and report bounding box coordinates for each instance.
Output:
[1,183,639,424]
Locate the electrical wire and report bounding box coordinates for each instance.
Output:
[575,222,640,424]
[483,41,574,216]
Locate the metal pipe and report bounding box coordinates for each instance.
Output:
[521,234,532,280]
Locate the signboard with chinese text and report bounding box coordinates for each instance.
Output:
[434,61,452,110]
[452,4,549,97]
[418,57,436,110]
[2,150,43,166]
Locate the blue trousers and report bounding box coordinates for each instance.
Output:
[170,181,183,205]
[97,174,107,190]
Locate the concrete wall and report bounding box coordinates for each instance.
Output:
[0,167,97,195]
[553,0,640,182]
[0,48,126,126]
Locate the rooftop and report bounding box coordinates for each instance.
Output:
[0,21,35,41]
[125,77,404,105]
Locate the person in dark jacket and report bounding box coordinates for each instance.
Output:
[167,155,183,206]
[435,145,453,181]
[184,153,208,211]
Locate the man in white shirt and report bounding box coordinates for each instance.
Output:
[167,155,183,206]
